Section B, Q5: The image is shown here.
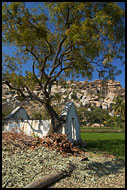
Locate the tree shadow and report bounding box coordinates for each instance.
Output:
[78,138,125,177]
[81,139,125,158]
[22,120,50,137]
[86,159,125,177]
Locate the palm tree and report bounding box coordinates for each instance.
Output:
[112,96,125,121]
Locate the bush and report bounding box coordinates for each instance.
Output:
[104,115,125,128]
[2,105,14,120]
[71,92,78,99]
[77,106,109,126]
[31,110,50,120]
[86,107,109,125]
[78,106,125,128]
[31,112,42,119]
[77,107,90,125]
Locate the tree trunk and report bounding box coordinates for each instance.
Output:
[44,102,61,135]
[4,80,62,135]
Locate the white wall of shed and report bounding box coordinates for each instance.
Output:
[3,120,51,138]
[66,104,80,141]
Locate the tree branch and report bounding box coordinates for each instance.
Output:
[25,86,45,104]
[49,35,68,78]
[32,61,43,89]
[41,38,53,74]
[32,61,51,102]
[53,35,67,63]
[5,80,45,105]
[25,45,50,87]
[25,46,41,65]
[65,5,74,29]
[5,80,27,98]
[59,45,73,62]
[50,63,73,83]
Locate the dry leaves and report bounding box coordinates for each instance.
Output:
[2,131,83,156]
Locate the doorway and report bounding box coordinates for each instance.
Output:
[71,118,76,140]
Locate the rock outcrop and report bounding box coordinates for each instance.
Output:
[2,79,125,118]
[51,79,124,109]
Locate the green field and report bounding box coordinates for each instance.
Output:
[80,127,125,133]
[80,132,125,159]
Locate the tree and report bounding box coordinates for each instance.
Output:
[78,107,109,126]
[112,96,125,121]
[2,2,125,133]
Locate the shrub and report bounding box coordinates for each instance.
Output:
[71,92,78,99]
[77,106,109,126]
[31,110,50,120]
[54,93,61,100]
[77,107,90,125]
[31,112,42,119]
[104,115,125,128]
[86,107,109,124]
[2,105,14,120]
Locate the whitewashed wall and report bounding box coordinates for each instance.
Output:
[3,120,51,138]
[60,102,81,142]
[3,103,81,142]
[66,104,80,141]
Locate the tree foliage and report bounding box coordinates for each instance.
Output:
[3,2,125,82]
[78,107,109,125]
[112,96,125,120]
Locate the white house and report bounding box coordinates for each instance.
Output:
[59,102,81,142]
[3,102,81,142]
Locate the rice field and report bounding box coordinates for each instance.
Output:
[80,132,125,159]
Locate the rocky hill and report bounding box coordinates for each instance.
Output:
[2,79,125,119]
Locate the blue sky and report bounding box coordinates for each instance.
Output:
[2,2,125,87]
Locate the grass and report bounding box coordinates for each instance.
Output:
[80,127,125,133]
[80,132,125,159]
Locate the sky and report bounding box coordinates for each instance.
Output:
[2,2,125,87]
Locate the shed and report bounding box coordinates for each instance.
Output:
[3,103,81,142]
[59,102,81,142]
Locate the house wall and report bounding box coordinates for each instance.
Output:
[56,123,66,135]
[3,103,81,142]
[66,104,80,141]
[3,120,51,138]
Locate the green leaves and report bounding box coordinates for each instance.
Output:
[2,2,125,85]
[25,71,36,90]
[2,2,47,47]
[112,96,125,121]
[7,72,23,87]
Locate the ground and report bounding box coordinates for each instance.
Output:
[2,131,125,188]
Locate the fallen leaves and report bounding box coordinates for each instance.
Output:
[103,153,116,159]
[2,131,83,156]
